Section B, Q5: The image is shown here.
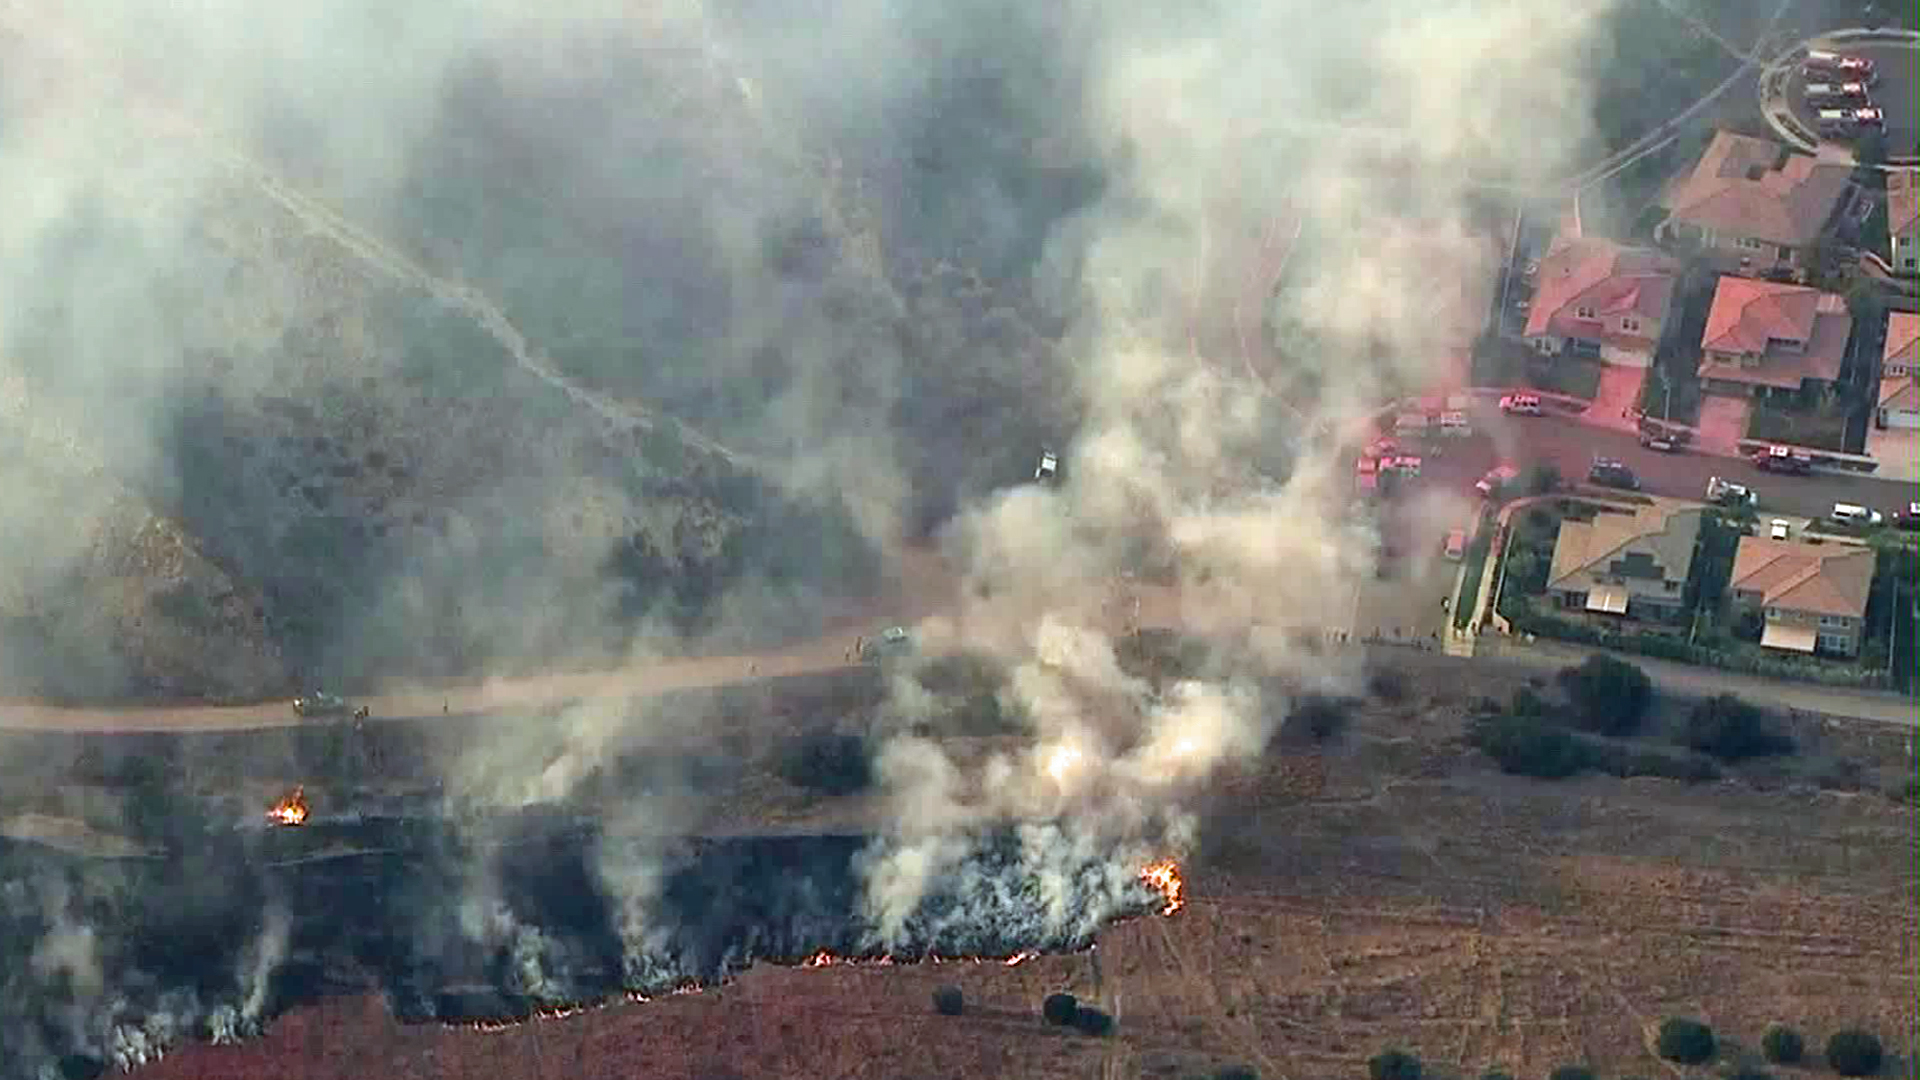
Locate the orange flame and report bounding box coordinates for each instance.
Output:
[1139,859,1184,915]
[267,785,309,826]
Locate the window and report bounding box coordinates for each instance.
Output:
[1819,614,1851,627]
[1664,581,1678,592]
[1817,633,1850,652]
[1735,236,1764,250]
[1765,606,1780,618]
[1622,317,1640,332]
[1575,305,1596,319]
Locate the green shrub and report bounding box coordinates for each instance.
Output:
[1724,1069,1774,1080]
[1826,1029,1884,1077]
[1072,1005,1114,1036]
[1367,666,1411,702]
[1042,992,1078,1026]
[1549,1066,1596,1080]
[1285,695,1349,741]
[1214,1068,1259,1080]
[1684,694,1792,760]
[774,731,873,795]
[1761,1024,1805,1064]
[1557,655,1653,736]
[1470,712,1587,779]
[1369,1048,1424,1080]
[1481,1071,1516,1080]
[932,985,964,1016]
[1657,1017,1716,1064]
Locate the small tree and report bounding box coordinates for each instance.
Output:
[1215,1068,1260,1080]
[1369,1048,1423,1080]
[1656,1017,1716,1065]
[932,985,963,1016]
[1042,992,1078,1026]
[1549,1066,1596,1080]
[1826,1029,1884,1077]
[1470,713,1588,779]
[1557,655,1653,736]
[1072,1006,1114,1036]
[1685,694,1790,760]
[1761,1024,1805,1064]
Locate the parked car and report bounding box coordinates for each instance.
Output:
[1752,446,1813,475]
[1830,502,1883,527]
[1499,393,1542,416]
[1587,456,1640,490]
[1475,464,1520,498]
[1706,476,1756,506]
[1033,448,1059,483]
[1768,518,1792,541]
[1640,432,1678,452]
[1443,528,1468,561]
[1804,49,1877,83]
[1804,80,1871,104]
[1898,502,1920,531]
[292,692,353,719]
[1816,106,1884,137]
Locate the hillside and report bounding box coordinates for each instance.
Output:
[0,25,899,703]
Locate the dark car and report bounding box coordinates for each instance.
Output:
[1587,456,1640,490]
[1752,446,1813,475]
[1897,502,1920,531]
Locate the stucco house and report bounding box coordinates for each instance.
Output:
[1656,131,1856,275]
[1695,276,1851,398]
[1888,168,1918,276]
[1879,311,1919,430]
[1728,537,1875,656]
[1523,236,1678,368]
[1547,503,1703,621]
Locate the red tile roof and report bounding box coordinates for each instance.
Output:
[1889,168,1919,238]
[1696,276,1851,390]
[1663,131,1853,247]
[1523,237,1677,348]
[1730,537,1874,618]
[1885,311,1919,375]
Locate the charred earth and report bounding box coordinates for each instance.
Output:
[0,808,1167,1079]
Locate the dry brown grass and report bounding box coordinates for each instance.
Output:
[133,664,1917,1080]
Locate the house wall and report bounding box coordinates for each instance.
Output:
[1601,341,1654,367]
[1552,561,1687,621]
[1732,590,1863,656]
[1683,226,1797,272]
[1879,405,1920,429]
[1894,230,1918,276]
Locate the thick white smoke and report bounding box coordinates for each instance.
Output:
[854,0,1621,933]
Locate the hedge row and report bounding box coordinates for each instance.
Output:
[1506,608,1890,690]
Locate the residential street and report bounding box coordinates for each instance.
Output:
[1452,413,1915,520]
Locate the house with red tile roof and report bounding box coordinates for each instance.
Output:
[1656,131,1856,275]
[1888,168,1918,276]
[1522,236,1677,368]
[1695,275,1852,397]
[1877,311,1919,429]
[1728,537,1876,656]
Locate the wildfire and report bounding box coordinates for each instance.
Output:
[266,786,309,827]
[1139,859,1185,915]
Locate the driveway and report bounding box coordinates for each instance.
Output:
[1580,365,1648,435]
[1864,426,1920,482]
[1693,393,1754,456]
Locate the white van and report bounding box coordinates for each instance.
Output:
[1830,503,1883,527]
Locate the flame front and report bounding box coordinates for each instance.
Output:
[1139,859,1184,915]
[267,785,309,826]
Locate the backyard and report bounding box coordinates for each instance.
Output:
[1495,502,1900,689]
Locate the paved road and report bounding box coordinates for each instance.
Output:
[1459,412,1917,520]
[1781,40,1920,156]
